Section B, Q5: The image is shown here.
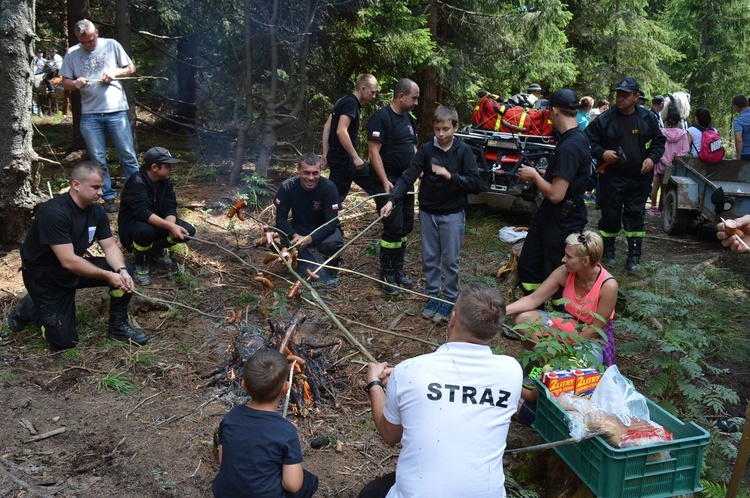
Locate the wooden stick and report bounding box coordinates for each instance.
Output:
[282,360,297,418]
[726,400,750,497]
[277,309,306,353]
[126,391,164,420]
[0,460,58,497]
[24,427,66,443]
[720,217,750,253]
[505,431,604,454]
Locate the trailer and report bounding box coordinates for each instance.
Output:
[662,156,750,234]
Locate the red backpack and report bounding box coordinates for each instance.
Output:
[696,126,725,163]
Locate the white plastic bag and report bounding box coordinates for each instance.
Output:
[498,226,527,243]
[590,365,650,424]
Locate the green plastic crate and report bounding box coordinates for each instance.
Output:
[532,379,709,498]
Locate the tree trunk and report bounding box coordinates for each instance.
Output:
[115,0,137,151]
[67,0,90,152]
[420,0,438,141]
[0,0,47,243]
[230,0,255,185]
[174,38,197,135]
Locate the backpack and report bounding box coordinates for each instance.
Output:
[695,126,725,163]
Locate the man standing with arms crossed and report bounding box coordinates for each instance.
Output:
[586,76,665,274]
[368,78,420,295]
[61,19,140,213]
[322,74,379,202]
[358,284,522,498]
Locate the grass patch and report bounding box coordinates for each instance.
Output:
[95,371,140,395]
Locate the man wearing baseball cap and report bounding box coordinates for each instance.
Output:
[118,147,196,285]
[516,88,592,293]
[585,76,665,274]
[526,83,543,106]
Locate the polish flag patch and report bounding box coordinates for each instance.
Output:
[372,131,381,138]
[332,204,340,211]
[274,198,280,205]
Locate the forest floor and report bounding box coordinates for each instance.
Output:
[1,116,749,497]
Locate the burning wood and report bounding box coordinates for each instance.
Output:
[204,312,341,417]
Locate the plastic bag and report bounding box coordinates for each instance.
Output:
[498,226,527,243]
[590,365,650,424]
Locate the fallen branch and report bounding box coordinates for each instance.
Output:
[506,431,604,454]
[0,459,58,497]
[126,391,164,420]
[24,427,66,443]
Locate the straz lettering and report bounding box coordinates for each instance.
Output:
[426,383,511,408]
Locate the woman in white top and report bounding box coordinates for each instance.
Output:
[687,107,714,157]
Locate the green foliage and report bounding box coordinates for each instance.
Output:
[63,349,81,362]
[95,371,140,395]
[699,479,728,498]
[513,308,605,371]
[241,174,273,210]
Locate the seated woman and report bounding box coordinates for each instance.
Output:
[506,231,618,410]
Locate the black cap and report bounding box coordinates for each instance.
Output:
[49,47,57,52]
[652,94,665,104]
[615,76,640,93]
[549,88,580,110]
[143,147,183,167]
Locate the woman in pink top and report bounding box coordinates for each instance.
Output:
[650,112,689,216]
[505,230,618,367]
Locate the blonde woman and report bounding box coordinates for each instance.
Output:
[506,230,618,366]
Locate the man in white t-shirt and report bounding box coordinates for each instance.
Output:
[61,19,139,213]
[359,284,523,498]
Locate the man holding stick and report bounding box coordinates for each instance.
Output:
[359,284,522,497]
[61,19,139,213]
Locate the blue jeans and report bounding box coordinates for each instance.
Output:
[419,210,466,301]
[80,111,139,200]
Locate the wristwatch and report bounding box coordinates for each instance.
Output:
[116,267,128,273]
[365,380,383,395]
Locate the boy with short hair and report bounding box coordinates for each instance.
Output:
[380,106,481,322]
[212,349,319,498]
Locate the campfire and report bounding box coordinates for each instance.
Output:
[204,309,342,417]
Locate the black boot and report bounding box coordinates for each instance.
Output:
[7,295,35,332]
[379,248,400,296]
[625,237,643,275]
[133,248,151,286]
[601,237,616,266]
[151,247,173,269]
[394,244,414,290]
[108,292,149,345]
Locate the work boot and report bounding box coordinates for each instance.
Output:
[394,244,414,290]
[601,236,616,266]
[7,295,35,332]
[625,237,643,275]
[133,249,151,286]
[379,248,400,296]
[108,293,149,345]
[151,247,173,269]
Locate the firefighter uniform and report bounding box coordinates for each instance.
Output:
[586,101,665,272]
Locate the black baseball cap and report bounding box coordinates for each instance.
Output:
[549,88,580,110]
[143,147,183,167]
[615,76,640,93]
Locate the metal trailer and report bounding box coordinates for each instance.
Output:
[662,156,750,234]
[454,128,556,213]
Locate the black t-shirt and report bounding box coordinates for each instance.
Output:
[367,105,418,177]
[20,193,112,268]
[212,405,303,498]
[538,127,591,220]
[274,176,341,242]
[617,112,641,172]
[328,93,361,153]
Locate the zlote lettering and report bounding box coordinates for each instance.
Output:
[426,383,511,407]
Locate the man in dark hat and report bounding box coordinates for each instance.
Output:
[118,147,196,285]
[526,83,543,106]
[585,76,666,274]
[516,88,592,293]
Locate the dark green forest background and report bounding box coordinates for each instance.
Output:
[34,0,750,178]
